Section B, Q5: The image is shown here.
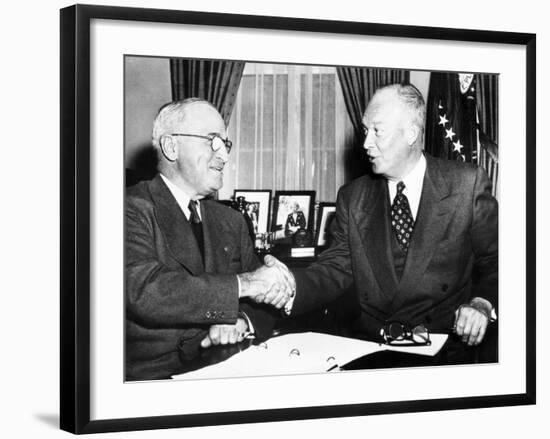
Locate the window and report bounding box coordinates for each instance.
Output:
[220,63,356,203]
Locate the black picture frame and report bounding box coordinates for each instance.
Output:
[315,202,337,247]
[60,3,536,434]
[234,189,272,234]
[271,190,316,241]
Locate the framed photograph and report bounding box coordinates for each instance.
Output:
[272,191,316,241]
[234,189,272,234]
[315,202,337,247]
[60,3,535,435]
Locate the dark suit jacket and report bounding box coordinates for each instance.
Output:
[293,155,498,343]
[285,211,306,236]
[125,175,276,381]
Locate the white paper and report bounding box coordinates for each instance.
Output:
[172,332,448,380]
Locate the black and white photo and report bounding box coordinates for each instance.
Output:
[271,191,315,241]
[60,4,535,434]
[234,189,272,234]
[315,202,336,247]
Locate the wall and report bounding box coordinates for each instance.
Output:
[410,70,430,100]
[125,56,171,173]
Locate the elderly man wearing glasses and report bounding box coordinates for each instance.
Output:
[125,98,293,381]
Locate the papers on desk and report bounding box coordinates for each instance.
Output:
[172,332,448,380]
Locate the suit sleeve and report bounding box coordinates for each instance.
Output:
[469,166,499,310]
[291,188,355,315]
[125,203,239,328]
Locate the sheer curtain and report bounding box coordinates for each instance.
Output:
[220,63,356,203]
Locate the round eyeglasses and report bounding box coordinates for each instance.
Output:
[171,133,232,154]
[380,322,431,346]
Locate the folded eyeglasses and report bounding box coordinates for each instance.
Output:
[380,321,431,346]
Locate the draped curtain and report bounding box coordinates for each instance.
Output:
[219,63,356,203]
[476,74,499,196]
[169,59,245,124]
[476,74,499,145]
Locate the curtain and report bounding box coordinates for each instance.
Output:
[219,63,356,203]
[476,74,499,144]
[476,74,499,197]
[169,59,245,125]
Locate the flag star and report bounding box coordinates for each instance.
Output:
[453,140,463,152]
[445,127,455,140]
[438,114,449,126]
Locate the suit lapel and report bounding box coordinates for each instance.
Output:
[149,176,204,275]
[354,177,399,300]
[393,156,455,308]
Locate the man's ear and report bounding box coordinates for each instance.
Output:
[159,135,178,161]
[407,124,420,147]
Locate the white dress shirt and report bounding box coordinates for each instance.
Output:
[387,154,427,220]
[159,174,202,221]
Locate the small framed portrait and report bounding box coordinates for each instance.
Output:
[315,202,337,247]
[272,191,316,240]
[234,190,272,234]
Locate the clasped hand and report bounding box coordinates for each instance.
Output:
[200,317,248,348]
[238,255,295,309]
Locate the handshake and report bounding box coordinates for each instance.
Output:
[201,256,295,349]
[238,255,296,311]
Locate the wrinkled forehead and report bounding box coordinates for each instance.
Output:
[179,102,226,134]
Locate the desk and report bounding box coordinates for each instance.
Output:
[173,325,497,380]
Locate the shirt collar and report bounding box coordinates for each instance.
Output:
[402,153,426,193]
[159,173,201,221]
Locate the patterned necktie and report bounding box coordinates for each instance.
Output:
[188,200,204,260]
[391,181,414,253]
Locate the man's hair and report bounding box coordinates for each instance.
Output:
[151,98,217,151]
[377,83,426,141]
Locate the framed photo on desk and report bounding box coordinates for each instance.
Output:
[315,202,336,247]
[60,3,536,435]
[272,190,315,241]
[234,189,272,234]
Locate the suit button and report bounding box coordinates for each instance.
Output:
[220,311,225,318]
[441,284,449,292]
[205,311,212,319]
[425,315,432,324]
